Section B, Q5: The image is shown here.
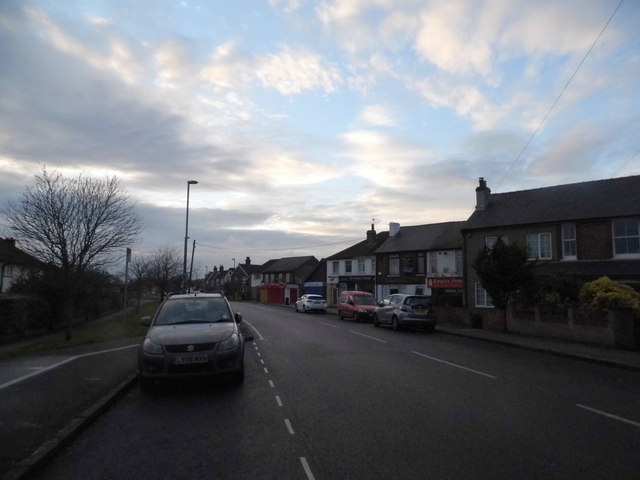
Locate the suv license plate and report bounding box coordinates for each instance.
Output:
[174,355,208,365]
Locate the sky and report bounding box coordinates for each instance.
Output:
[1,0,639,276]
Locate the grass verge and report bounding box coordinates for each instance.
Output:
[0,300,160,360]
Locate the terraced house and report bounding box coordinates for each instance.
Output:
[462,175,640,344]
[374,221,466,306]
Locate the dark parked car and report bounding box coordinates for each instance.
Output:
[373,294,436,332]
[138,293,252,389]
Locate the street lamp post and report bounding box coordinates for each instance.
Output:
[183,180,198,292]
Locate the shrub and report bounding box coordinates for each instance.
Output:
[580,276,640,312]
[0,295,52,338]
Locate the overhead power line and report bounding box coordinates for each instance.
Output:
[611,147,640,178]
[497,0,625,189]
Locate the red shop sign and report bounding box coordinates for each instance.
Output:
[427,277,464,289]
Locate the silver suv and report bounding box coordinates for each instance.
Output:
[373,294,436,332]
[138,293,252,390]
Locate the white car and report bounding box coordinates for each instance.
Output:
[295,294,327,313]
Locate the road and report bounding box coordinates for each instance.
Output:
[33,302,640,479]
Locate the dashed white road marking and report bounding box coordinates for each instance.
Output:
[411,351,497,379]
[285,419,295,435]
[275,395,283,407]
[350,330,387,343]
[319,322,340,329]
[300,457,316,480]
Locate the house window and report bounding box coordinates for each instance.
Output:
[332,261,339,274]
[562,223,577,259]
[417,253,425,274]
[527,233,552,260]
[345,260,352,273]
[389,255,399,275]
[403,256,415,273]
[429,252,438,273]
[475,282,494,308]
[613,218,640,256]
[486,236,508,248]
[455,250,463,274]
[357,259,366,273]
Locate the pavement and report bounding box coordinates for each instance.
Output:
[1,305,639,480]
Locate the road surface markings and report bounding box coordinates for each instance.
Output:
[260,359,265,365]
[319,321,340,329]
[350,330,387,343]
[0,344,138,390]
[576,404,640,428]
[275,395,283,407]
[245,320,264,340]
[264,367,269,374]
[269,380,275,388]
[411,351,497,379]
[285,419,295,434]
[300,457,316,480]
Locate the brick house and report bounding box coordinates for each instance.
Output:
[233,257,267,301]
[326,224,389,305]
[462,176,640,344]
[260,256,319,305]
[374,221,466,304]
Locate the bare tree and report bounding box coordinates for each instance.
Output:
[129,256,151,313]
[6,167,142,339]
[148,247,181,301]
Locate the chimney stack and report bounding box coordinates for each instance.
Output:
[366,223,376,244]
[245,256,251,266]
[475,177,491,210]
[389,222,400,237]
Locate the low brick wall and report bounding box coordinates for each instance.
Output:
[444,305,638,350]
[507,305,615,347]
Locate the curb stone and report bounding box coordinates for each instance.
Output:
[2,373,139,480]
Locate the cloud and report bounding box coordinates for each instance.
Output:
[86,15,109,26]
[341,129,430,187]
[414,1,497,77]
[527,122,611,180]
[358,104,397,127]
[26,7,142,84]
[255,45,343,95]
[201,42,253,91]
